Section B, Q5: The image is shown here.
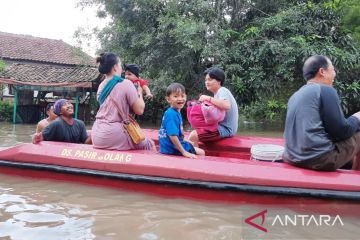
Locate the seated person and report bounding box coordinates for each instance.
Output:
[159,83,205,158]
[124,63,153,99]
[33,99,91,144]
[91,53,154,150]
[283,55,360,171]
[35,103,58,133]
[188,67,238,147]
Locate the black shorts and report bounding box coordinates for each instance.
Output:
[173,141,196,156]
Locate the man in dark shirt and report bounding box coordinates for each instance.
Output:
[33,99,91,144]
[283,55,360,171]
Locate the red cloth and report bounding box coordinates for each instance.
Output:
[130,78,149,87]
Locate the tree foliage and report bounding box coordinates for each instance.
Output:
[78,0,360,122]
[341,0,360,44]
[0,101,13,121]
[0,59,5,72]
[223,0,360,119]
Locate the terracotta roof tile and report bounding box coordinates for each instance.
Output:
[0,63,100,87]
[0,32,95,66]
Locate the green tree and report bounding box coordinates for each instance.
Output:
[216,1,360,120]
[79,0,215,122]
[341,0,360,44]
[78,0,360,122]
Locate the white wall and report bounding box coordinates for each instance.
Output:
[2,84,12,96]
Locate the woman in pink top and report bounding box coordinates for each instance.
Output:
[91,52,154,150]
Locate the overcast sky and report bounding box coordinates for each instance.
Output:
[0,0,107,56]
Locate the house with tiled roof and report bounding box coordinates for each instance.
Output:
[0,31,101,123]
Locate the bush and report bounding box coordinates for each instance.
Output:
[241,99,287,122]
[0,101,13,121]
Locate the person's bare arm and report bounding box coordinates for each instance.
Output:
[35,121,46,133]
[35,123,41,133]
[352,112,360,122]
[84,130,92,145]
[131,88,145,115]
[143,85,153,99]
[199,95,230,110]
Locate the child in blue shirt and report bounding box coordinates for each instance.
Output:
[159,83,205,158]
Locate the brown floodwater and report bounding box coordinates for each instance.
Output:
[0,122,359,240]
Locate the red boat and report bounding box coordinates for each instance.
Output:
[0,129,359,200]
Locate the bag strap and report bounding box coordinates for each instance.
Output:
[98,75,125,105]
[109,94,128,122]
[127,113,139,126]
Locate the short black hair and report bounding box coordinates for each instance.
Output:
[204,67,225,86]
[46,103,54,112]
[166,83,186,97]
[303,55,330,81]
[124,64,141,77]
[96,52,120,74]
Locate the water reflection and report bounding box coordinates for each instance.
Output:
[0,172,359,240]
[238,120,284,137]
[0,123,35,147]
[0,173,247,240]
[0,177,95,240]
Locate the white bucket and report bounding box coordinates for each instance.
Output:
[250,144,284,162]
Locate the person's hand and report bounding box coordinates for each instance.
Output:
[32,132,43,144]
[182,151,197,159]
[199,95,211,102]
[145,93,153,100]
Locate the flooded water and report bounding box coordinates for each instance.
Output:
[0,122,359,240]
[0,123,35,147]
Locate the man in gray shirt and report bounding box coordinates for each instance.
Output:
[283,55,360,171]
[188,67,238,146]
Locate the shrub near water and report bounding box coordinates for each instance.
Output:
[0,101,13,121]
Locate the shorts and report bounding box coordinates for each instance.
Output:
[284,132,360,171]
[197,129,222,142]
[172,141,196,156]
